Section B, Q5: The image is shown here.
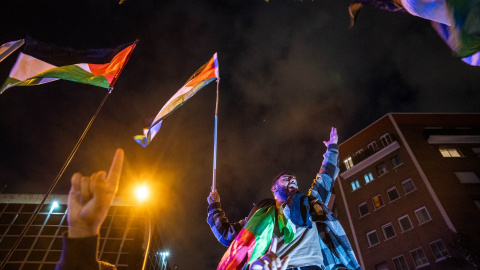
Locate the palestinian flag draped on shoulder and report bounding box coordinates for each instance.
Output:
[1,36,136,93]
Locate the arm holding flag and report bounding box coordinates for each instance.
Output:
[207,189,248,246]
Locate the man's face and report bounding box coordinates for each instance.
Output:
[272,174,298,202]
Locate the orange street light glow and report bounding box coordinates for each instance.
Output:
[135,185,149,201]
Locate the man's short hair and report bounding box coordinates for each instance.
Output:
[271,171,296,187]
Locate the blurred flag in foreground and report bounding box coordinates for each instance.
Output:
[134,53,219,147]
[0,39,25,63]
[349,0,480,65]
[1,37,137,93]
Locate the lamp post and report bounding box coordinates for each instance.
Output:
[135,184,151,270]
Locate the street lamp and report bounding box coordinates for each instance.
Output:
[135,184,152,270]
[135,185,150,202]
[158,250,169,270]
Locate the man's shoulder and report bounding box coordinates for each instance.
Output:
[247,198,276,219]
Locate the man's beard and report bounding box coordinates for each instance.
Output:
[278,185,294,201]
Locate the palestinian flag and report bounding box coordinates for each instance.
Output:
[217,205,294,270]
[134,53,219,147]
[0,39,25,63]
[1,36,136,94]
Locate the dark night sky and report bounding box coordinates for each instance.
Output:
[0,0,479,269]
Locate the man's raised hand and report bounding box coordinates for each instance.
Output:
[323,127,338,147]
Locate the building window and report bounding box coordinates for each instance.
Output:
[355,149,364,159]
[368,141,379,153]
[380,133,393,147]
[455,172,480,184]
[367,230,380,247]
[372,195,384,209]
[472,147,480,157]
[392,255,409,270]
[364,172,374,184]
[391,154,403,168]
[410,247,429,268]
[439,147,462,157]
[414,207,432,225]
[351,179,360,191]
[401,179,416,194]
[387,187,400,202]
[398,215,413,232]
[358,202,369,217]
[344,157,354,170]
[430,239,449,261]
[382,223,396,240]
[377,163,388,176]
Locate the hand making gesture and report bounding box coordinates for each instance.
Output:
[67,149,124,238]
[249,237,290,270]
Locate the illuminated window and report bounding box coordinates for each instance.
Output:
[439,147,462,157]
[387,187,400,202]
[430,239,449,261]
[392,255,409,270]
[380,133,393,147]
[414,207,431,224]
[372,195,384,209]
[344,157,354,170]
[401,179,416,194]
[455,172,480,184]
[382,223,396,240]
[364,172,374,184]
[398,215,413,232]
[376,163,388,176]
[410,247,429,267]
[358,202,369,217]
[391,154,402,168]
[366,230,380,247]
[351,179,360,191]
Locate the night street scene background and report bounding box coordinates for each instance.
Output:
[1,0,479,269]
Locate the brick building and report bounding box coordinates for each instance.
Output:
[334,113,480,270]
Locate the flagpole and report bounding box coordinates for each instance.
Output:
[0,88,113,269]
[212,78,220,192]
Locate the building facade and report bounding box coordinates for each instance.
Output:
[334,113,480,270]
[0,194,170,270]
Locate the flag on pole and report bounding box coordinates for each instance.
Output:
[134,53,219,147]
[1,37,137,93]
[0,39,25,63]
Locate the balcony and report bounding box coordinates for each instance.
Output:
[340,135,400,179]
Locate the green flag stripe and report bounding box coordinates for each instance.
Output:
[32,65,110,88]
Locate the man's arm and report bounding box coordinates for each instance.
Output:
[56,149,124,270]
[207,189,247,246]
[308,127,340,205]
